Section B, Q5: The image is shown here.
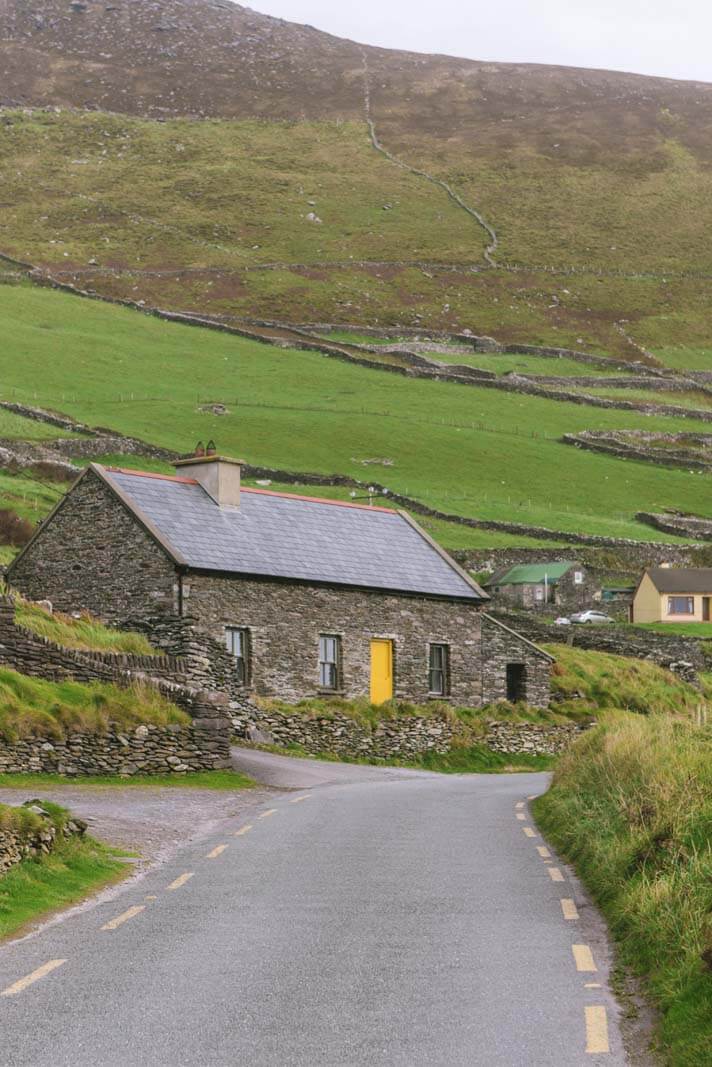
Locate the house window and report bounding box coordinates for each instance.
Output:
[319,635,341,690]
[534,586,544,601]
[668,597,694,615]
[225,627,250,685]
[573,571,584,585]
[428,643,450,696]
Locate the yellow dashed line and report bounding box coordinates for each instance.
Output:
[573,944,598,973]
[101,905,145,932]
[145,894,157,901]
[536,846,551,859]
[290,795,311,804]
[523,826,536,838]
[515,801,525,810]
[516,813,526,821]
[259,809,278,819]
[167,872,194,891]
[585,1006,610,1054]
[233,825,253,836]
[585,982,602,989]
[1,959,66,997]
[206,844,228,860]
[561,898,579,920]
[548,867,565,882]
[527,794,538,800]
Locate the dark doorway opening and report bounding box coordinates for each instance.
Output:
[704,597,710,622]
[506,663,526,703]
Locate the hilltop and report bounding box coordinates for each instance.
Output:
[0,0,711,359]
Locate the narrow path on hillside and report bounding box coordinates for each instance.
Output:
[360,50,499,268]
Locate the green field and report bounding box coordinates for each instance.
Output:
[1,282,710,545]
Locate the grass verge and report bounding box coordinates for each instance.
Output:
[0,833,128,941]
[533,713,712,1065]
[0,770,254,790]
[15,598,155,655]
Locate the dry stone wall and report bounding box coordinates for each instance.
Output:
[485,720,591,756]
[0,803,86,877]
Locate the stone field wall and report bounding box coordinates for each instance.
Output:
[0,803,86,877]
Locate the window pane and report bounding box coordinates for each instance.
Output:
[429,644,449,694]
[319,635,340,689]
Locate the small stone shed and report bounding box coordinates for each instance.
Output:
[8,454,553,708]
[485,561,596,612]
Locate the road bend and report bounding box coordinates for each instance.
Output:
[0,751,628,1065]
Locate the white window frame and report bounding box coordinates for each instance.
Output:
[318,634,341,691]
[225,626,251,685]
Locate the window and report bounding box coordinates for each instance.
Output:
[319,635,341,690]
[573,571,584,585]
[534,586,544,601]
[225,627,250,685]
[428,643,450,696]
[506,663,526,703]
[668,597,694,616]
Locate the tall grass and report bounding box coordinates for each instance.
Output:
[0,668,188,741]
[15,598,155,655]
[534,713,712,1065]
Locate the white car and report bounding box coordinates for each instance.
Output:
[570,610,615,625]
[554,616,571,626]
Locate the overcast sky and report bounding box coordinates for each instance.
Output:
[244,0,709,83]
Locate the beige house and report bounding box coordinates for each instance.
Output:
[631,567,712,624]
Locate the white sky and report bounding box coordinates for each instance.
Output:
[242,0,709,83]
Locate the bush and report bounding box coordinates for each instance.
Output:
[534,713,712,1065]
[0,509,34,546]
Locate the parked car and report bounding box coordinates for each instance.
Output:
[554,616,571,626]
[569,610,615,625]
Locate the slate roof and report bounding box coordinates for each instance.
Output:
[488,562,577,587]
[99,467,486,601]
[644,567,712,594]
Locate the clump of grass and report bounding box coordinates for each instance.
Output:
[544,643,712,718]
[0,668,189,742]
[15,598,155,655]
[534,712,712,1064]
[0,832,127,940]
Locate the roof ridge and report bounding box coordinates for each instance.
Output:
[240,486,396,513]
[105,466,198,485]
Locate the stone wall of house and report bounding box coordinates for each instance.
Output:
[485,720,592,755]
[480,615,552,708]
[0,720,229,777]
[0,802,86,877]
[184,573,494,706]
[230,706,454,759]
[8,469,178,621]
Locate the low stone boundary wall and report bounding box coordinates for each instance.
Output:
[0,802,85,876]
[491,610,707,681]
[230,706,454,760]
[0,720,229,777]
[485,720,591,756]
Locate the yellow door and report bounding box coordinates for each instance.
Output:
[370,639,394,704]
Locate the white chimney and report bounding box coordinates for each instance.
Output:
[175,445,242,508]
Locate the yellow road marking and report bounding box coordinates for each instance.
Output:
[516,813,526,821]
[233,825,253,836]
[290,795,311,804]
[573,944,598,972]
[561,898,579,920]
[101,905,145,932]
[206,844,228,859]
[145,894,157,901]
[548,867,565,882]
[527,794,538,800]
[585,1006,610,1054]
[259,809,278,819]
[1,959,66,998]
[537,846,551,859]
[523,826,536,837]
[515,801,525,810]
[585,982,602,989]
[167,872,194,891]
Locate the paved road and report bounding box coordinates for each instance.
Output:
[0,751,630,1065]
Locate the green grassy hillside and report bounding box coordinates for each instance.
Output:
[0,108,710,361]
[0,281,710,546]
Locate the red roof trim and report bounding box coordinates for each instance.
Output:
[105,467,199,485]
[102,467,396,512]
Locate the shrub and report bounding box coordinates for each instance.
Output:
[0,509,34,546]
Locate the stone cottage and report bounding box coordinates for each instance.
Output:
[485,561,596,613]
[8,454,553,708]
